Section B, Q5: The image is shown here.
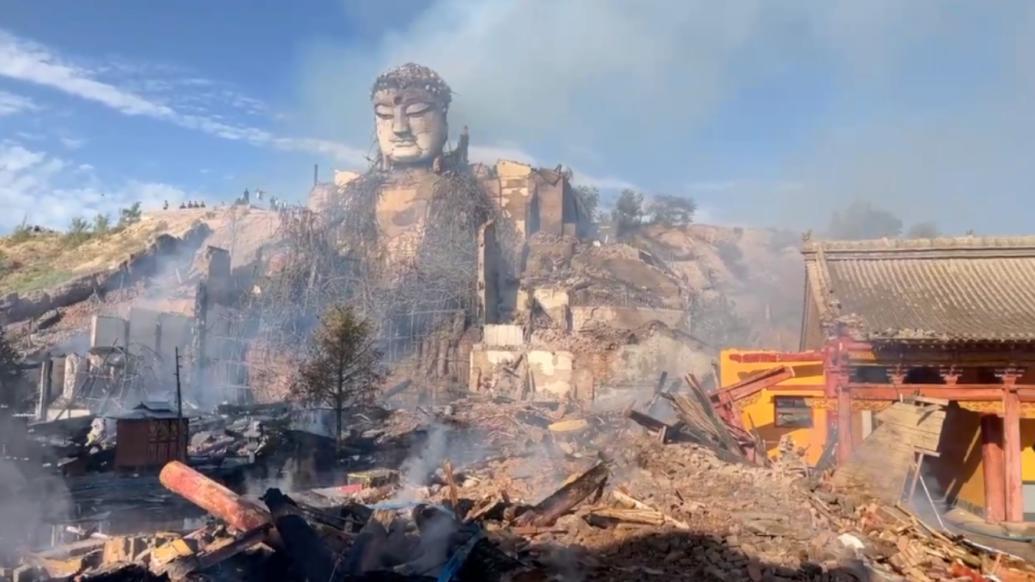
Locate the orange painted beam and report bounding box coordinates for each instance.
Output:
[980,415,1006,523]
[763,385,826,393]
[727,351,823,363]
[849,384,1035,401]
[714,365,796,429]
[719,366,796,403]
[846,384,1010,401]
[1003,388,1024,522]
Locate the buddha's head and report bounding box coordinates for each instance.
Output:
[371,63,451,168]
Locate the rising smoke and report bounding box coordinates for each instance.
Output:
[0,459,72,562]
[294,0,1035,235]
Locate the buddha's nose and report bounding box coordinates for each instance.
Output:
[392,108,410,136]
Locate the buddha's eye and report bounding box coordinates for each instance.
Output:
[374,105,393,119]
[405,103,431,116]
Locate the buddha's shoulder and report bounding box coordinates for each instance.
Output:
[306,160,572,213]
[471,159,570,184]
[333,169,363,189]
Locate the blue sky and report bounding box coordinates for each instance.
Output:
[1,1,1034,234]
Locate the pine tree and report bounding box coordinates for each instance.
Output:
[0,328,23,410]
[118,202,142,228]
[612,189,645,236]
[291,304,383,448]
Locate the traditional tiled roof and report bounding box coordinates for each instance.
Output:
[801,236,1035,342]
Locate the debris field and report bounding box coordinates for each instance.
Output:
[8,395,1035,582]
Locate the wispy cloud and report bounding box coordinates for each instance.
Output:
[686,179,802,193]
[0,140,191,230]
[0,89,39,116]
[0,30,366,165]
[58,135,86,150]
[299,0,1035,232]
[572,170,638,192]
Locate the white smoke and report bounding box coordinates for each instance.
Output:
[0,459,72,560]
[295,0,1035,234]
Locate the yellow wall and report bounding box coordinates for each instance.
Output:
[932,406,984,513]
[939,412,1035,518]
[720,350,828,464]
[721,349,1035,510]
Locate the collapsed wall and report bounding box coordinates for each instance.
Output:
[11,164,802,415]
[470,227,710,406]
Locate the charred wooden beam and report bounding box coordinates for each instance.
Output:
[613,488,691,530]
[515,462,610,527]
[626,410,672,433]
[589,507,665,526]
[262,488,336,582]
[664,390,741,456]
[444,460,461,518]
[164,524,271,580]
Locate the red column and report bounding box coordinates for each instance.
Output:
[824,334,854,465]
[823,339,839,438]
[980,414,1006,522]
[837,380,853,464]
[823,335,848,461]
[850,407,864,449]
[1003,385,1024,522]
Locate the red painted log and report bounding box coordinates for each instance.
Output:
[160,461,271,531]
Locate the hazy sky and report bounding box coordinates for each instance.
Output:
[1,1,1033,234]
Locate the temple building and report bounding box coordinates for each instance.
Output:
[720,236,1035,524]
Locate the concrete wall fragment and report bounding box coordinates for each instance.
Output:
[478,221,500,324]
[128,307,161,356]
[63,353,82,401]
[528,350,574,398]
[90,315,128,352]
[483,324,524,347]
[533,287,570,330]
[536,174,565,236]
[50,357,65,402]
[158,312,193,358]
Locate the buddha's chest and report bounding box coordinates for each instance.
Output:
[374,180,436,265]
[375,182,433,237]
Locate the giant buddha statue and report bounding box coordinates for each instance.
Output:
[307,62,582,329]
[320,63,494,326]
[288,64,704,402]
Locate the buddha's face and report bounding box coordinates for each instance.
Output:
[373,88,448,167]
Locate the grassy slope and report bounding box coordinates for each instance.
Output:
[0,212,207,296]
